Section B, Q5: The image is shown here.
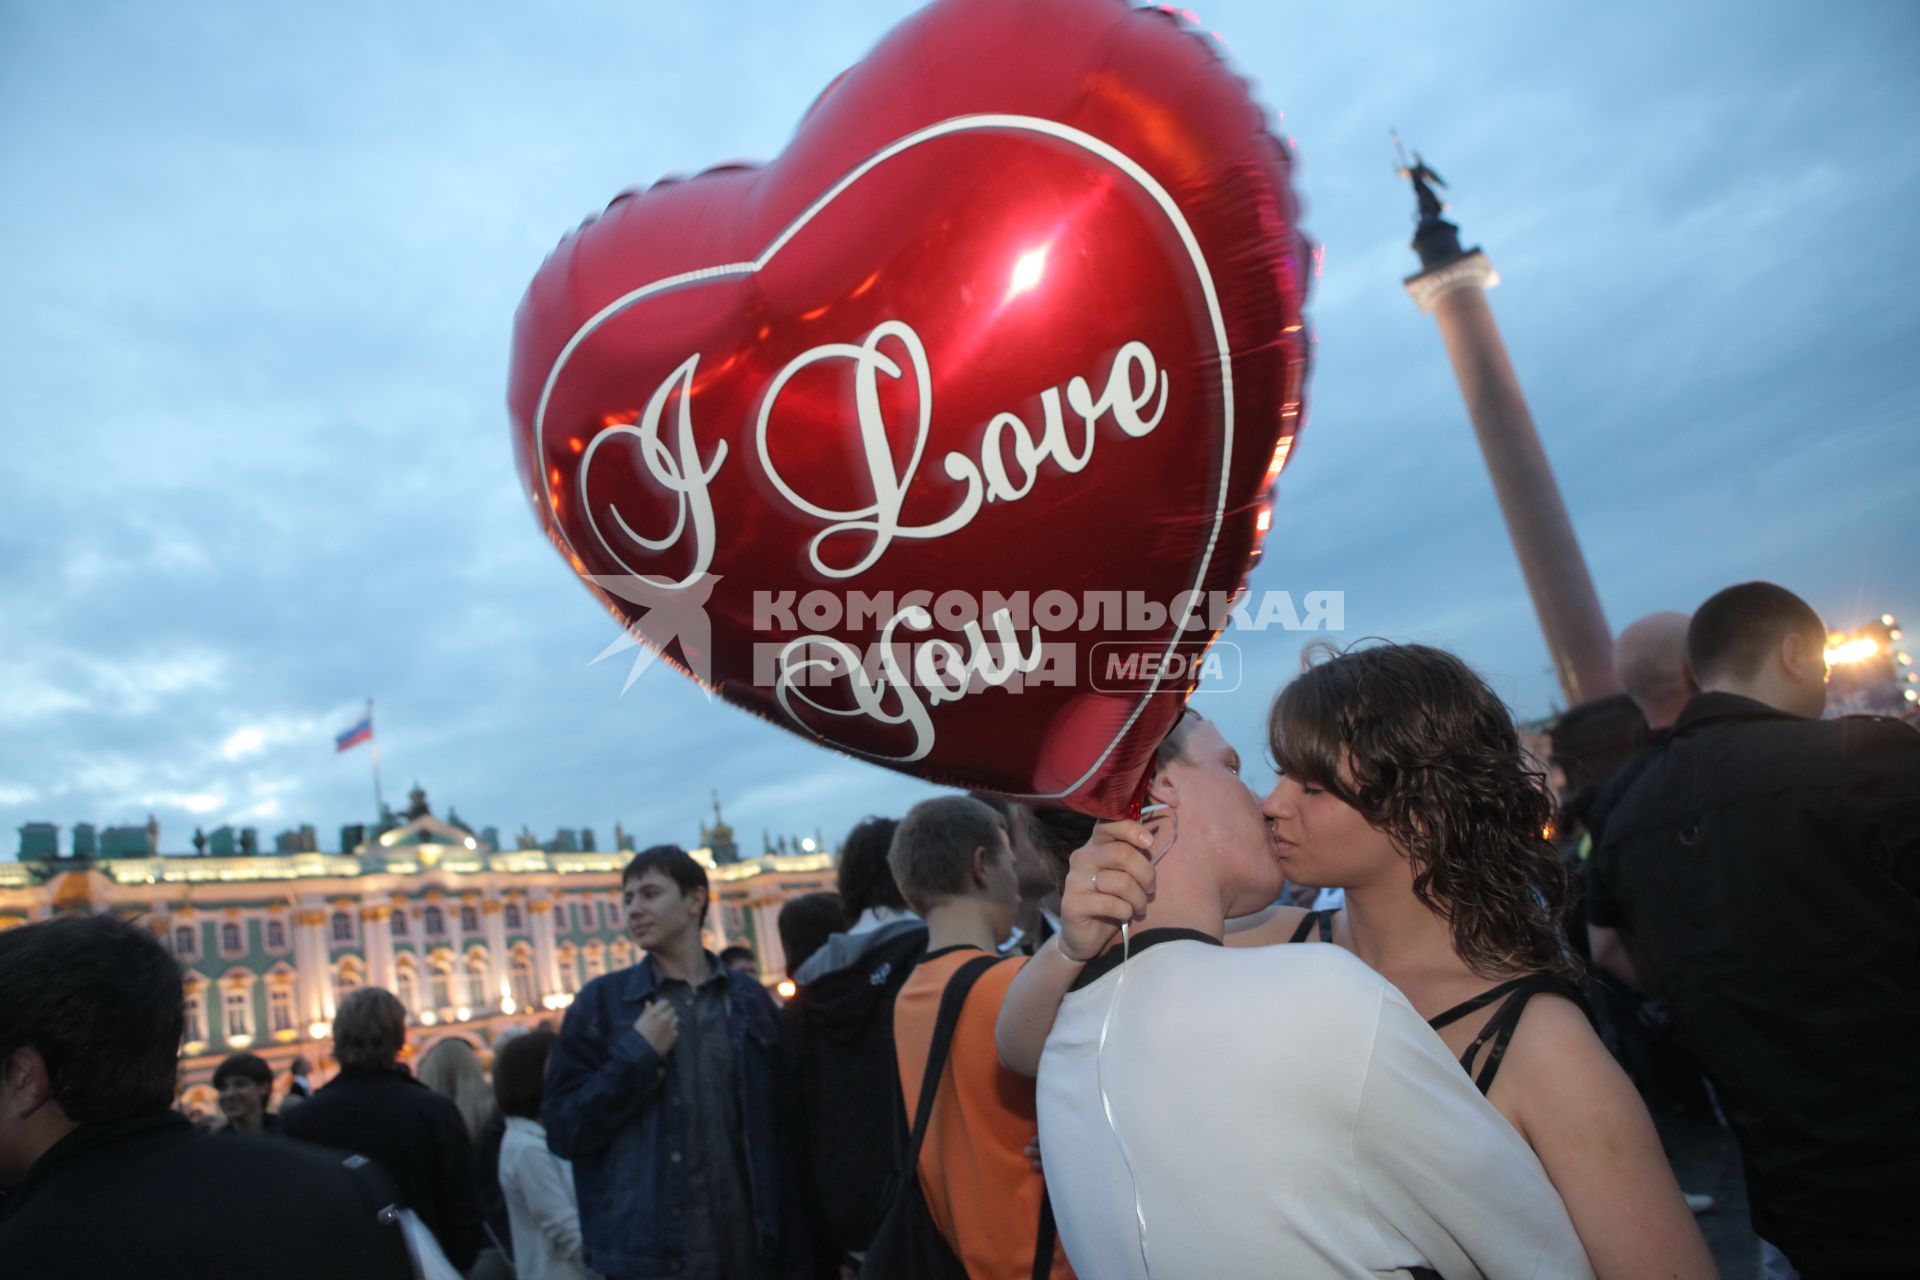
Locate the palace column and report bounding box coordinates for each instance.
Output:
[360,903,395,992]
[1400,150,1619,706]
[293,905,337,1027]
[529,897,561,1000]
[751,899,786,979]
[482,900,511,1012]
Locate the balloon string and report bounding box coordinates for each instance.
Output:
[1097,920,1152,1276]
[1095,804,1176,1279]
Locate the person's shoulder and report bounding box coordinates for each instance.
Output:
[1225,903,1311,947]
[1210,931,1380,989]
[723,965,777,1009]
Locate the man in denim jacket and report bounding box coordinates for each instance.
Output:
[544,845,784,1279]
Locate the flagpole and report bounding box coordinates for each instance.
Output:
[366,698,386,822]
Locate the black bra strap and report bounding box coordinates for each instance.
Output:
[1287,910,1335,944]
[1436,975,1587,1095]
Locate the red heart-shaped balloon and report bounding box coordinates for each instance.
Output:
[508,0,1308,817]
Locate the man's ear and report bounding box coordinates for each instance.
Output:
[1144,767,1182,812]
[0,1047,53,1119]
[969,844,993,890]
[1780,630,1822,681]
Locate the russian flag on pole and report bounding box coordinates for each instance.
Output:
[334,713,373,753]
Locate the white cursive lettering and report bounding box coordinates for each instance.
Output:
[580,354,727,591]
[774,605,1045,762]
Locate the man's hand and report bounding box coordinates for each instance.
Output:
[1058,819,1157,963]
[634,1000,680,1056]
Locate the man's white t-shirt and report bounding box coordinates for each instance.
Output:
[1037,933,1594,1280]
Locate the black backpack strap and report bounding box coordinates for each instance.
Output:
[1031,1186,1057,1280]
[903,955,1003,1169]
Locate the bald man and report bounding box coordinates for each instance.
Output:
[1587,611,1698,984]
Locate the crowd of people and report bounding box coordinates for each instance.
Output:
[0,580,1912,1279]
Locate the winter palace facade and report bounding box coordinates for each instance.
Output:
[0,795,835,1106]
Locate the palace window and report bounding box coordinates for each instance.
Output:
[424,907,445,936]
[331,911,353,943]
[460,906,479,934]
[430,964,453,1012]
[221,922,243,954]
[336,959,363,998]
[510,954,536,1009]
[395,966,420,1015]
[391,911,409,938]
[174,924,198,958]
[504,903,522,931]
[576,902,594,933]
[265,918,286,950]
[584,943,605,981]
[184,985,208,1044]
[268,986,294,1034]
[603,900,621,929]
[464,956,488,1011]
[611,939,634,970]
[558,946,578,993]
[223,988,253,1040]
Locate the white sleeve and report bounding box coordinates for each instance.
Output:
[509,1143,587,1264]
[1351,991,1595,1280]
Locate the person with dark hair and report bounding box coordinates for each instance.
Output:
[285,1054,314,1106]
[778,818,928,1275]
[213,1051,278,1135]
[719,945,758,975]
[776,892,847,981]
[1001,645,1716,1279]
[493,1030,596,1280]
[886,795,1069,1277]
[794,815,915,985]
[1592,583,1920,1279]
[543,844,784,1280]
[281,987,486,1270]
[969,793,1072,956]
[0,914,412,1278]
[997,704,1614,1279]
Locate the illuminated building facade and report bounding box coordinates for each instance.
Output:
[0,791,835,1107]
[1825,613,1917,717]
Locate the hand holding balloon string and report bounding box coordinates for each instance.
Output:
[1058,803,1176,964]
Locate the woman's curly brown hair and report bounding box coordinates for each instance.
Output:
[1268,641,1579,982]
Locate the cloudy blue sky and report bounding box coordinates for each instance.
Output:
[3,0,1915,858]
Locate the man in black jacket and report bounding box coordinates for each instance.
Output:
[0,914,412,1278]
[1593,582,1920,1279]
[778,816,926,1275]
[283,986,486,1270]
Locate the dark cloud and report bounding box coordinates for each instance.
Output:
[2,0,1914,853]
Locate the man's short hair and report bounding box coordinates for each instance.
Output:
[0,914,183,1124]
[212,1052,273,1091]
[887,796,1008,913]
[1688,582,1825,685]
[622,844,709,923]
[718,945,756,970]
[491,1028,556,1120]
[331,988,407,1071]
[1155,709,1206,773]
[836,816,906,917]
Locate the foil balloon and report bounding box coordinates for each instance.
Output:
[507,0,1310,817]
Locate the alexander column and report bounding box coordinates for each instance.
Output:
[1398,143,1619,705]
